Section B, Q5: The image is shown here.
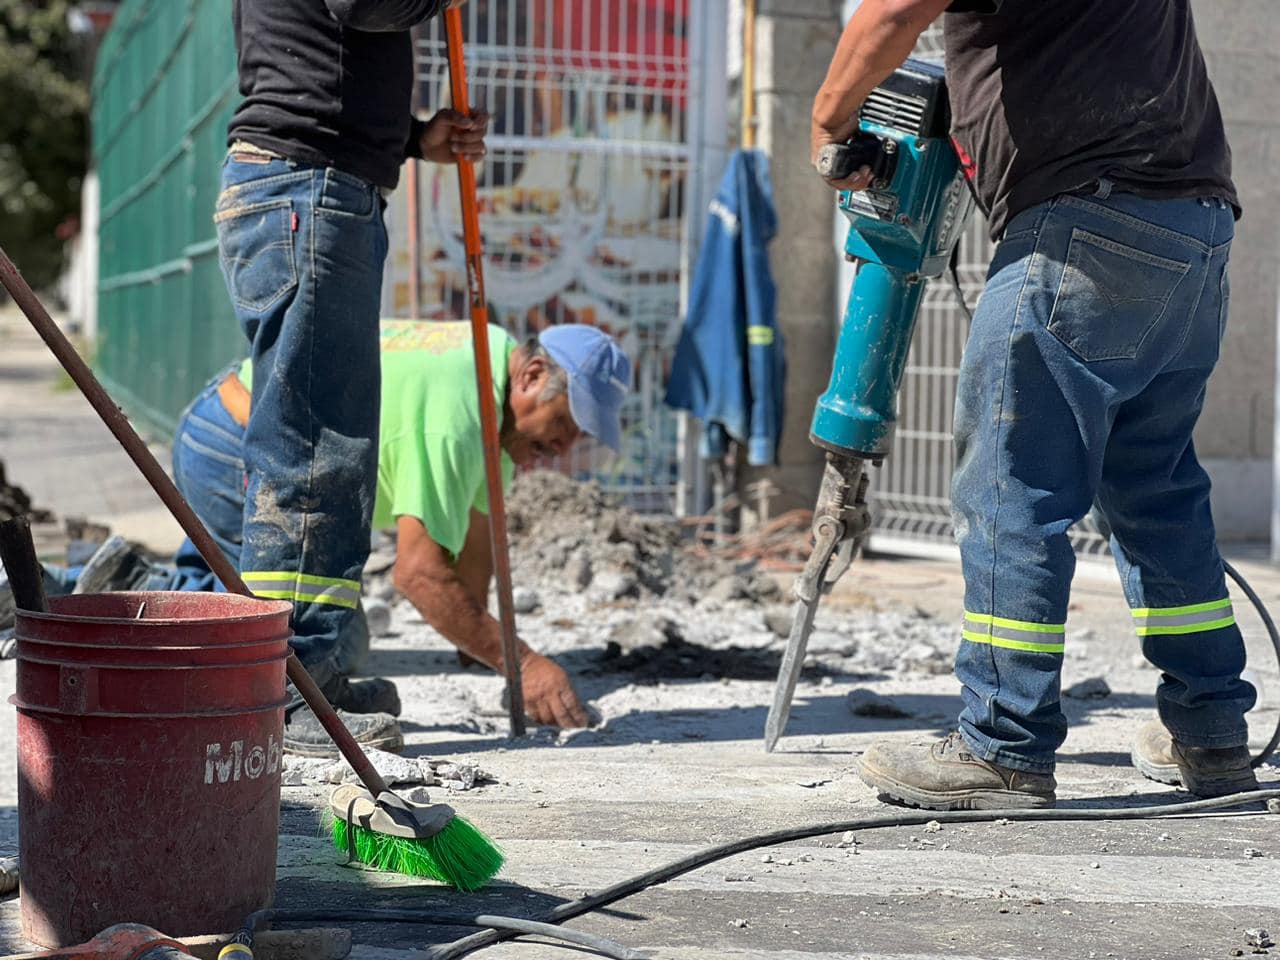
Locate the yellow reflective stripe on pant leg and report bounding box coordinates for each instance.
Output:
[1132,597,1235,636]
[242,571,361,609]
[962,612,1066,653]
[747,325,774,346]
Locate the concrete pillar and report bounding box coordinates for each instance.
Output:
[1192,2,1280,543]
[737,0,843,516]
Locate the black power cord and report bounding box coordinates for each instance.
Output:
[1223,560,1280,768]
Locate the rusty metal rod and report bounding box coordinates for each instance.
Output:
[0,245,391,798]
[445,7,527,738]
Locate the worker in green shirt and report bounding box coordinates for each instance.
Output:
[37,322,632,757]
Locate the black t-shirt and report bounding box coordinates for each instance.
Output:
[944,0,1238,239]
[228,0,448,190]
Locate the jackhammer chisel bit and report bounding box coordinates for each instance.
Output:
[764,456,870,752]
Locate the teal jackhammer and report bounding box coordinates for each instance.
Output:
[764,58,975,751]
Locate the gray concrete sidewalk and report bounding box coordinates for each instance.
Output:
[0,305,184,557]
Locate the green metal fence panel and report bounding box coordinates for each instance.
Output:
[93,0,239,437]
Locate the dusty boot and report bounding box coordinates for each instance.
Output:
[1131,720,1257,797]
[859,732,1057,810]
[329,676,402,717]
[283,705,403,759]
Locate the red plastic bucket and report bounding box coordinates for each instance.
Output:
[11,592,293,947]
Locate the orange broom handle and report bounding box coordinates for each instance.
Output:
[445,7,527,737]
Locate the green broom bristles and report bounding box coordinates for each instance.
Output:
[328,810,505,892]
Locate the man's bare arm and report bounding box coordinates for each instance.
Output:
[811,0,951,190]
[454,509,494,608]
[393,514,589,727]
[394,513,517,670]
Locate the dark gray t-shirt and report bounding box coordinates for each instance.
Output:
[944,0,1238,239]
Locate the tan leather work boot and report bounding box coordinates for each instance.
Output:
[858,732,1056,810]
[1131,720,1258,798]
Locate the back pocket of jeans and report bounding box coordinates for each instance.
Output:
[213,198,297,312]
[1046,228,1190,361]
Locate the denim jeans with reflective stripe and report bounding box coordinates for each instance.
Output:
[952,191,1256,773]
[214,154,386,689]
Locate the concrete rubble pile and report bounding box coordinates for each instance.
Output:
[504,470,783,606]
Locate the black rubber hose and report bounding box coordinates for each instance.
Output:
[242,909,644,960]
[1223,560,1280,767]
[425,789,1280,959]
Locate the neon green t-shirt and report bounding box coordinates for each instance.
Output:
[240,321,516,558]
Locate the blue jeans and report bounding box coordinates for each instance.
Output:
[952,190,1256,773]
[169,372,371,675]
[214,154,386,689]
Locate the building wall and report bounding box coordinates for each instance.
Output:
[739,0,843,515]
[1192,1,1280,541]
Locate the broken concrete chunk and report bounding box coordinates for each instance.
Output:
[1064,677,1112,700]
[847,688,913,719]
[363,598,392,637]
[593,570,637,601]
[512,587,541,614]
[900,642,952,676]
[1246,929,1274,949]
[404,786,433,804]
[609,615,675,651]
[564,552,593,589]
[763,605,794,639]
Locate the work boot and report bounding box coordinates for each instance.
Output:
[858,732,1057,810]
[72,535,148,594]
[1131,720,1258,797]
[283,706,404,759]
[329,676,402,717]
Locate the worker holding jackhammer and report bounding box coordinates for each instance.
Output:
[814,0,1258,807]
[213,0,489,744]
[9,322,631,755]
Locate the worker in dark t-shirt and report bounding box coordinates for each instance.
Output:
[214,0,489,754]
[813,0,1257,808]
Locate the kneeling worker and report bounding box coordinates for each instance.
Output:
[46,322,632,755]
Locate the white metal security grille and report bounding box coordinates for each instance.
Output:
[381,1,709,510]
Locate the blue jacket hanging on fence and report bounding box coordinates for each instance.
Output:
[666,149,785,466]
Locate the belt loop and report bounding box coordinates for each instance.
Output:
[1092,178,1113,200]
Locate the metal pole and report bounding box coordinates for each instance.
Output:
[444,8,527,737]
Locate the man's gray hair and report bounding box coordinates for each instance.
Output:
[521,336,569,402]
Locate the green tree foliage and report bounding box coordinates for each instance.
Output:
[0,0,88,292]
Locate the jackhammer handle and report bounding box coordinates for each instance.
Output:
[816,132,895,184]
[0,245,392,799]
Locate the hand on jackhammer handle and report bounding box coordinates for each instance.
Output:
[520,651,591,728]
[812,121,874,193]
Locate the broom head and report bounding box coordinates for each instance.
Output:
[328,784,504,892]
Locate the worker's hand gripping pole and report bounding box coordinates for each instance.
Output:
[764,456,870,752]
[444,8,527,738]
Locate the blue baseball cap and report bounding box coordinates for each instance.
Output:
[538,325,632,452]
